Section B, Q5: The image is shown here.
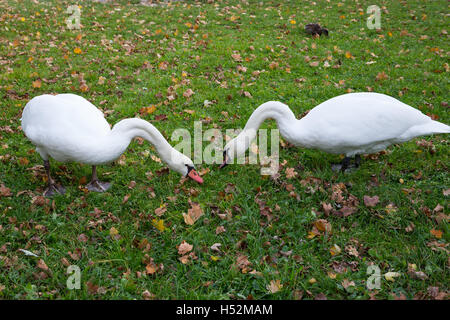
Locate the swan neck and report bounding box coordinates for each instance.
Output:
[243,101,297,132]
[111,118,173,161]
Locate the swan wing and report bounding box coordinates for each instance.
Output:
[301,92,431,149]
[21,94,110,156]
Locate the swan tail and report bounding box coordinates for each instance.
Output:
[400,120,450,141]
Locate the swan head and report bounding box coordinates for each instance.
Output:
[220,130,255,168]
[168,149,203,184]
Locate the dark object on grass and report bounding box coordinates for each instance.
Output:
[305,23,329,36]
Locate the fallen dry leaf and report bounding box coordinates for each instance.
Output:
[36,259,48,271]
[364,195,380,207]
[330,244,341,256]
[430,229,443,239]
[154,205,167,217]
[183,89,194,98]
[267,280,283,294]
[178,240,193,255]
[182,202,203,225]
[215,226,226,235]
[0,184,12,197]
[285,167,298,179]
[384,272,401,282]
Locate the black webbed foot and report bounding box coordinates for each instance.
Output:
[43,184,66,197]
[86,180,111,192]
[331,155,362,173]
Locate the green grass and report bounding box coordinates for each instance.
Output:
[0,0,448,300]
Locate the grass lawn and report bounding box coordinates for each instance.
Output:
[0,0,448,300]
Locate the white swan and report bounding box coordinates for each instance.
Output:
[220,92,450,171]
[22,94,203,196]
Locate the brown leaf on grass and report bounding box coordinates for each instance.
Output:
[97,76,106,85]
[68,249,82,261]
[331,183,346,203]
[345,245,359,257]
[385,203,397,214]
[427,286,448,300]
[375,71,389,81]
[0,184,12,197]
[408,270,428,280]
[405,223,415,232]
[145,262,159,275]
[142,290,155,300]
[314,219,332,233]
[139,105,156,115]
[307,219,332,239]
[31,195,48,206]
[426,241,449,254]
[210,243,221,252]
[109,226,121,240]
[77,234,88,243]
[158,61,168,70]
[267,280,283,293]
[154,205,167,217]
[322,202,333,216]
[215,226,226,235]
[430,229,443,239]
[122,194,130,204]
[32,79,42,88]
[178,255,190,264]
[183,201,204,225]
[36,259,48,271]
[392,292,407,300]
[231,53,242,62]
[79,82,89,92]
[314,293,327,300]
[61,258,70,267]
[86,281,99,295]
[235,254,251,273]
[155,114,167,121]
[330,244,341,256]
[183,89,194,98]
[341,279,355,289]
[269,61,279,69]
[434,212,449,225]
[285,167,298,179]
[177,240,193,255]
[364,195,380,207]
[335,206,357,217]
[243,91,252,98]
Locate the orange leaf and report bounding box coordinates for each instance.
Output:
[430,229,443,239]
[32,79,42,88]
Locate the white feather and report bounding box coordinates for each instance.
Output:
[224,92,449,161]
[21,94,194,176]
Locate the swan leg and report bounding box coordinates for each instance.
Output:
[354,154,362,168]
[43,160,66,197]
[86,166,111,192]
[340,157,351,172]
[331,156,352,173]
[331,155,362,173]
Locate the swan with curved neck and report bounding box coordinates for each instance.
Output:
[221,92,450,171]
[22,94,202,196]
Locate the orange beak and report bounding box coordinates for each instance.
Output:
[187,169,203,184]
